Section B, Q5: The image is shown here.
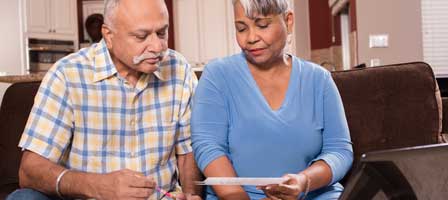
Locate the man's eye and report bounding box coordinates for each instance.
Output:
[157,31,167,38]
[135,35,147,40]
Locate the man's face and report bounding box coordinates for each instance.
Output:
[103,0,169,74]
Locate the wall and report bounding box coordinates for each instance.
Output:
[0,0,24,104]
[356,0,423,67]
[294,0,311,60]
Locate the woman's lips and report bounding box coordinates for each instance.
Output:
[248,48,265,57]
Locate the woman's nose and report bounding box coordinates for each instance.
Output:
[247,29,260,44]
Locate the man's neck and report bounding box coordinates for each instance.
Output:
[118,69,141,87]
[110,55,141,87]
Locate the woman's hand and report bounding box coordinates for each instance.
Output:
[259,173,309,200]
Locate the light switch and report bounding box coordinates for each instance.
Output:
[369,34,389,48]
[370,58,381,67]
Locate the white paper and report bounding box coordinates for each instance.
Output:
[197,177,288,186]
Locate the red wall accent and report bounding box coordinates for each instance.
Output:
[308,0,357,50]
[309,0,340,50]
[165,0,175,49]
[350,0,357,32]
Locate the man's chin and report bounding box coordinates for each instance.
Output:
[137,64,159,74]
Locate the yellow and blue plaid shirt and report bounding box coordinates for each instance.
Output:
[19,40,197,198]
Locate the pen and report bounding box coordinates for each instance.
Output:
[156,186,176,199]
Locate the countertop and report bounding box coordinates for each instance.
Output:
[0,73,45,83]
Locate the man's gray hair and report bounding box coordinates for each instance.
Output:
[104,0,120,27]
[232,0,290,18]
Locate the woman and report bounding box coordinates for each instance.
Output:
[191,0,353,199]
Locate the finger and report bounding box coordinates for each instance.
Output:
[176,193,186,200]
[276,183,301,195]
[262,188,280,199]
[282,174,298,184]
[188,195,203,200]
[264,185,299,199]
[128,187,155,198]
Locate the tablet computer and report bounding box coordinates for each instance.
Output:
[339,143,448,200]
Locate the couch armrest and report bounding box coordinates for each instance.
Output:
[441,97,448,142]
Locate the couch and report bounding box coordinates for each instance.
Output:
[0,62,445,199]
[0,82,40,199]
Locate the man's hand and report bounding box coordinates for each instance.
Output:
[175,193,203,200]
[92,169,156,200]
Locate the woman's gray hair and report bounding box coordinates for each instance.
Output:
[104,0,120,27]
[232,0,290,18]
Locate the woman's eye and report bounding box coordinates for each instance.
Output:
[237,28,246,32]
[258,24,269,29]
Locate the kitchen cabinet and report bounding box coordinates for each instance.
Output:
[173,0,296,68]
[24,0,78,41]
[173,0,239,68]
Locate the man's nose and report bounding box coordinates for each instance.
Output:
[145,34,166,53]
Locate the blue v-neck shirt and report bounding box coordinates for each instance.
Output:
[191,53,353,199]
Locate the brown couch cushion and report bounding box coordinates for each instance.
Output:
[332,62,441,169]
[0,82,40,199]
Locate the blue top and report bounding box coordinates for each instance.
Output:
[191,53,353,199]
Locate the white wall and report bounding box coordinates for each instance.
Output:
[0,0,24,104]
[356,0,423,67]
[294,0,311,60]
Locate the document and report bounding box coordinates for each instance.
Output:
[196,177,288,186]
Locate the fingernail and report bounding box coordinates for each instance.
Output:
[266,186,271,190]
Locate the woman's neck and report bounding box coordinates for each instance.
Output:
[248,54,292,77]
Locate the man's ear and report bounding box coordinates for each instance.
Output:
[284,11,294,35]
[102,24,113,49]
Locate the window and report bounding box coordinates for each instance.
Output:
[421,0,448,77]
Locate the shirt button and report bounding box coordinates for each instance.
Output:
[130,119,135,126]
[130,152,136,157]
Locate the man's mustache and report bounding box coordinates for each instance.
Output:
[133,51,166,64]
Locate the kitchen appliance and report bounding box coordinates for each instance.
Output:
[28,38,75,73]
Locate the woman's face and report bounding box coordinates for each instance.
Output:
[233,1,293,67]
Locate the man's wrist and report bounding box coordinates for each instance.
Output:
[56,169,70,198]
[60,170,100,199]
[83,173,102,198]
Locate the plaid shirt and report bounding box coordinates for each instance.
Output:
[19,40,197,199]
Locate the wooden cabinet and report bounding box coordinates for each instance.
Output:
[24,0,78,40]
[173,0,239,68]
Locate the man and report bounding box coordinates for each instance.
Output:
[7,0,202,199]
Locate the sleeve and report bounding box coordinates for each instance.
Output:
[311,72,354,185]
[18,65,74,163]
[191,63,230,171]
[175,64,198,155]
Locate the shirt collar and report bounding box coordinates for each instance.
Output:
[92,39,118,83]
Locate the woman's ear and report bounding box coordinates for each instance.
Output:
[284,11,294,34]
